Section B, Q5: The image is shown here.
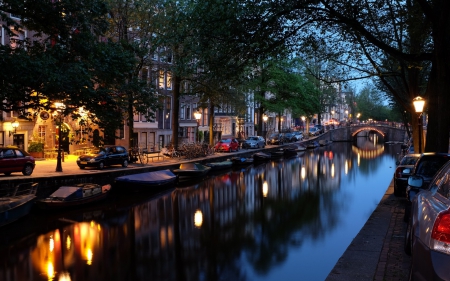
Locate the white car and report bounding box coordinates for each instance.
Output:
[242,136,266,149]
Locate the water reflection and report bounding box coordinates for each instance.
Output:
[0,137,400,281]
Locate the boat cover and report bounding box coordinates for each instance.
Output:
[50,186,82,199]
[116,169,177,184]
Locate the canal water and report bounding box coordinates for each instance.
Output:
[0,137,402,281]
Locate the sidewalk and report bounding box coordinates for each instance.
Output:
[326,180,411,281]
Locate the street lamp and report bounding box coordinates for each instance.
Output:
[194,110,202,143]
[9,119,19,137]
[301,116,306,133]
[413,96,425,153]
[55,102,65,172]
[263,115,268,139]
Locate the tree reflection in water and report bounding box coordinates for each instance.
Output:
[0,138,400,281]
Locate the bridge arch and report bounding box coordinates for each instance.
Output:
[351,127,386,138]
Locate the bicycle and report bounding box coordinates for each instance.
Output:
[129,147,149,164]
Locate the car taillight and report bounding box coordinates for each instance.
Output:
[395,167,403,178]
[431,209,450,254]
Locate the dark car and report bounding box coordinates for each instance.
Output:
[76,145,129,170]
[393,153,420,197]
[242,136,265,149]
[404,153,450,221]
[0,147,36,176]
[405,160,450,280]
[267,133,285,145]
[292,131,304,141]
[283,133,295,143]
[315,125,325,134]
[308,127,320,136]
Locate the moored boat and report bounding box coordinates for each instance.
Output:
[283,148,298,158]
[36,183,111,210]
[306,141,320,149]
[205,160,233,171]
[172,163,211,180]
[270,150,284,159]
[319,139,333,146]
[253,152,271,162]
[115,169,178,188]
[231,157,254,166]
[0,182,38,227]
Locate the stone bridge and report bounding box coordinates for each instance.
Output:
[314,124,406,143]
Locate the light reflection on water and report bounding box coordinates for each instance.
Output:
[0,138,401,281]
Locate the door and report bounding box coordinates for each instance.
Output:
[13,134,24,150]
[141,132,148,150]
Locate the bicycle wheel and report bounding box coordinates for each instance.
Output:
[137,151,144,164]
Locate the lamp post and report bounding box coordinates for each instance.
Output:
[9,119,19,137]
[194,110,202,143]
[301,116,305,133]
[55,102,65,172]
[263,114,268,139]
[413,96,425,154]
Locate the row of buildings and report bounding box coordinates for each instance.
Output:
[0,12,351,155]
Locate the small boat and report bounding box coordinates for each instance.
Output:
[306,141,320,149]
[115,169,178,188]
[286,143,307,151]
[205,160,233,171]
[253,152,271,162]
[36,183,111,210]
[0,182,38,227]
[231,157,254,166]
[283,148,298,158]
[172,163,211,180]
[270,150,285,159]
[318,139,333,146]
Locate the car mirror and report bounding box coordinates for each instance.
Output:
[408,175,423,188]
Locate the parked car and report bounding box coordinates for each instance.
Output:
[404,160,450,280]
[292,131,304,141]
[242,136,265,149]
[393,153,420,197]
[0,147,36,176]
[76,145,129,170]
[214,138,240,152]
[308,127,320,136]
[315,125,325,134]
[404,153,450,221]
[266,133,285,145]
[283,133,295,143]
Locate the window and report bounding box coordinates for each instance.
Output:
[203,108,208,126]
[119,122,125,139]
[166,71,172,89]
[159,70,165,89]
[180,103,185,120]
[185,105,191,120]
[38,125,46,142]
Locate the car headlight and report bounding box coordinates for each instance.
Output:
[77,157,81,161]
[89,158,96,163]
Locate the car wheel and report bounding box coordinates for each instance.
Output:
[122,159,128,167]
[98,161,105,170]
[4,172,11,176]
[22,164,34,176]
[79,166,85,169]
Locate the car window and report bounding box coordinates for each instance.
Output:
[14,150,24,157]
[116,146,124,153]
[416,157,450,177]
[435,168,450,198]
[400,156,419,165]
[2,149,15,158]
[221,139,231,143]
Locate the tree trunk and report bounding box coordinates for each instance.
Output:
[425,3,450,153]
[209,103,215,145]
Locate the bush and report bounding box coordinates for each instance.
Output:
[28,142,44,152]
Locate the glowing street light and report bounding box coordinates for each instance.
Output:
[194,110,202,142]
[413,96,425,153]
